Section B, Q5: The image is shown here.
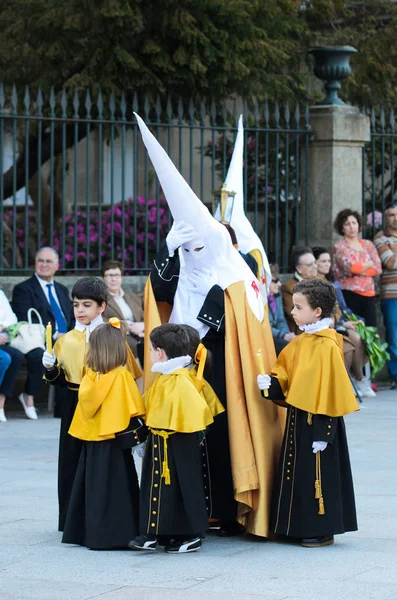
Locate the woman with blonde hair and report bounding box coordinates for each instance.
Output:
[62,318,145,549]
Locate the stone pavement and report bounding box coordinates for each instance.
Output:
[0,388,396,600]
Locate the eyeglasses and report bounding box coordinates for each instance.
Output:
[104,273,122,279]
[271,278,280,283]
[36,258,56,265]
[299,262,316,268]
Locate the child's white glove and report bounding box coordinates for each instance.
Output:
[166,221,195,256]
[187,268,217,296]
[257,374,271,391]
[42,350,56,369]
[312,441,328,454]
[132,442,146,458]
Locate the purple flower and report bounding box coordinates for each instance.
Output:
[366,211,383,227]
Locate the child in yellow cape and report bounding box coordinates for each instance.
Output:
[257,279,359,548]
[129,323,224,554]
[62,318,145,550]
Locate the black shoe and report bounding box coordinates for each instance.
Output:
[165,537,201,554]
[301,535,334,548]
[217,521,245,537]
[128,534,157,551]
[391,380,397,390]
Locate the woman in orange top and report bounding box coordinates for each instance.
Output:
[332,209,382,327]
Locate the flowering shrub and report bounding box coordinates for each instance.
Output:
[364,210,383,238]
[3,197,169,273]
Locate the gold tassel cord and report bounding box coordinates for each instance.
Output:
[149,428,176,485]
[315,451,325,515]
[307,412,313,425]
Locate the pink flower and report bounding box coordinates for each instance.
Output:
[366,211,383,227]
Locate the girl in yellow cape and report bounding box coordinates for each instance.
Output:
[129,323,224,554]
[257,279,359,548]
[63,318,145,550]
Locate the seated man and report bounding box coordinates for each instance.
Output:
[268,265,295,355]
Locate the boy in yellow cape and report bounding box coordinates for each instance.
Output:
[257,279,359,548]
[64,319,145,550]
[129,323,224,554]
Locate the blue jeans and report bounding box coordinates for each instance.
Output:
[0,349,12,388]
[382,298,397,380]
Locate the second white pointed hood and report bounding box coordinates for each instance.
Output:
[221,115,271,293]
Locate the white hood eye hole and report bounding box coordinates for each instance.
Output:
[194,247,204,252]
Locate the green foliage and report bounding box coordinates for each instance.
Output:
[343,311,390,376]
[0,0,308,101]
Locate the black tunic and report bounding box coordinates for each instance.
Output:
[45,366,83,532]
[140,431,209,537]
[267,379,357,539]
[62,439,140,549]
[151,244,237,521]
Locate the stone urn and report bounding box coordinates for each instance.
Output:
[309,46,358,105]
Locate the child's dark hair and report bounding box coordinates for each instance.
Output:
[86,321,128,373]
[293,279,336,318]
[182,324,213,376]
[72,277,108,305]
[150,323,191,359]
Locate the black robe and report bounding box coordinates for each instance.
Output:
[62,439,140,549]
[140,431,209,538]
[266,378,357,539]
[150,243,237,522]
[45,366,82,532]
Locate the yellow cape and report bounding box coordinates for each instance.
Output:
[144,368,215,433]
[144,277,285,537]
[69,366,145,441]
[188,366,225,418]
[271,329,360,417]
[54,328,88,384]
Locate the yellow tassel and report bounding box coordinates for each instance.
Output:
[149,428,175,486]
[318,496,325,515]
[307,412,312,425]
[314,479,321,499]
[162,463,171,485]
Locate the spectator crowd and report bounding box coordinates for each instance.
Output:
[0,203,396,424]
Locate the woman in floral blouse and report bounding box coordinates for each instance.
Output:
[333,209,382,327]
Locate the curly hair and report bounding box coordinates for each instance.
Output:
[333,209,362,236]
[293,279,336,318]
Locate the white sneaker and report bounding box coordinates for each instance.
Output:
[0,409,7,422]
[355,378,376,398]
[19,394,38,420]
[351,378,363,397]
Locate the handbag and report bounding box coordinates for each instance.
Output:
[115,417,148,450]
[9,308,46,354]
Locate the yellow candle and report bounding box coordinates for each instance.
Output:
[256,349,268,397]
[46,322,53,354]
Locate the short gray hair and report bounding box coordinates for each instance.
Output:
[35,247,59,263]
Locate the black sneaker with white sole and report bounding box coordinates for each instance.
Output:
[128,534,157,551]
[165,537,201,554]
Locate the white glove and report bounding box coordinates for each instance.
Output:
[187,268,217,296]
[312,441,328,454]
[257,374,271,391]
[42,350,56,369]
[166,221,196,256]
[132,442,146,458]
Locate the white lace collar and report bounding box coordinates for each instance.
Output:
[151,355,192,375]
[74,314,104,341]
[299,317,332,334]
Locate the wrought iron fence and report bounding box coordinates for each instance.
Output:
[362,107,397,237]
[0,84,311,274]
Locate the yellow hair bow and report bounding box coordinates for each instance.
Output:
[109,317,121,329]
[194,343,207,382]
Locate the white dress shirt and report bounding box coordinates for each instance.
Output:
[0,290,18,328]
[109,289,134,322]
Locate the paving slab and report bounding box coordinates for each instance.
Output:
[0,388,396,600]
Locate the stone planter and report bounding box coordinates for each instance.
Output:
[309,46,358,105]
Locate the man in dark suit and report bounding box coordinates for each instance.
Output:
[12,247,74,416]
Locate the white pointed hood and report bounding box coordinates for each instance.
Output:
[221,115,271,294]
[134,112,265,329]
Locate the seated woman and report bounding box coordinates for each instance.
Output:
[0,289,38,422]
[313,246,374,398]
[101,260,144,363]
[281,247,318,335]
[268,265,295,355]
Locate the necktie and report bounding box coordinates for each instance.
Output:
[46,284,68,333]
